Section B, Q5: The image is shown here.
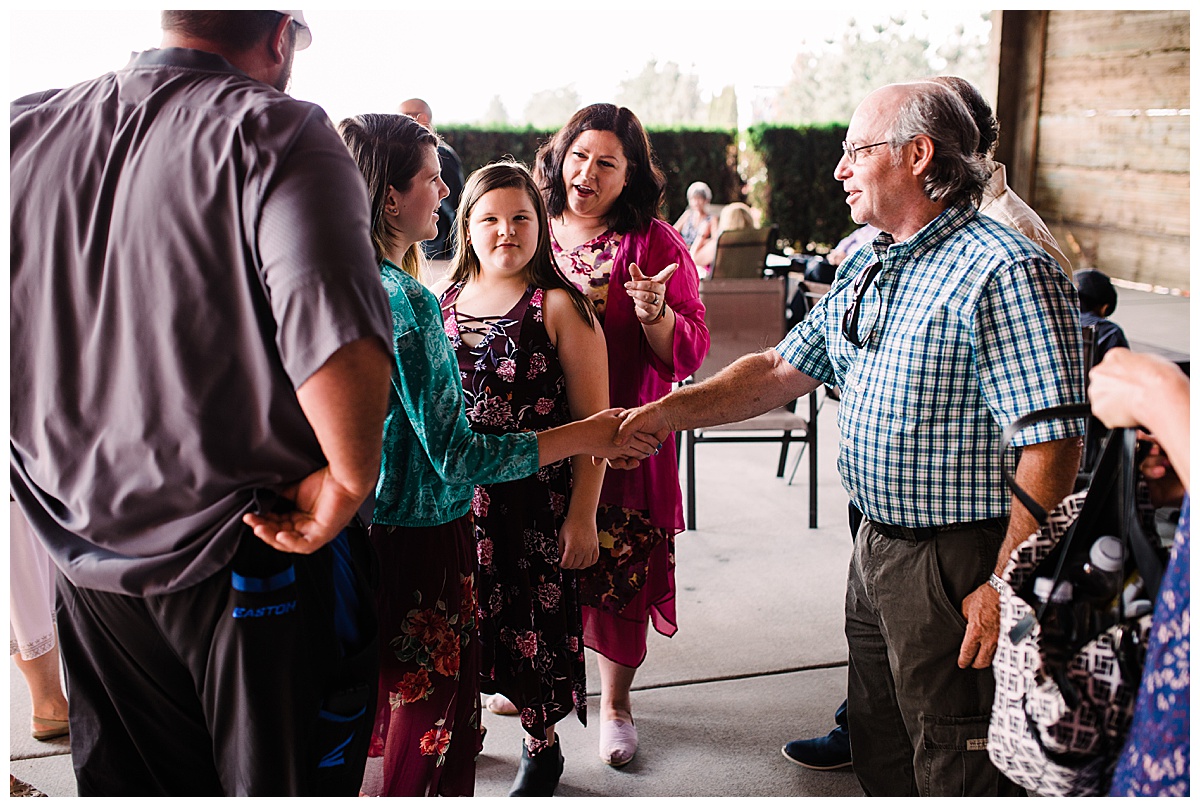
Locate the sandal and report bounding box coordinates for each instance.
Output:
[484,693,518,716]
[599,718,637,767]
[31,716,69,741]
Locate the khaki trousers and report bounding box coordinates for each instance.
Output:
[845,518,1023,796]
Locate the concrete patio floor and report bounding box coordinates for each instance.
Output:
[10,285,1189,798]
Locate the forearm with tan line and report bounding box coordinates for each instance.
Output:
[650,349,820,437]
[993,435,1084,579]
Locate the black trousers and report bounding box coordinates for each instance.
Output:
[56,521,378,796]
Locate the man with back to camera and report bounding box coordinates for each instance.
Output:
[1074,268,1131,472]
[11,10,393,795]
[935,74,1072,274]
[617,80,1084,796]
[398,97,465,261]
[1074,268,1129,361]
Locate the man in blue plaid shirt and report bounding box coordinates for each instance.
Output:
[618,81,1084,796]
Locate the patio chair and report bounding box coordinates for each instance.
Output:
[709,224,779,279]
[682,275,818,530]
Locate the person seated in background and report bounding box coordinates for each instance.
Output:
[1074,268,1129,361]
[827,223,881,267]
[691,201,756,277]
[932,75,1072,273]
[1074,268,1130,474]
[1088,348,1190,797]
[672,181,714,249]
[798,223,882,287]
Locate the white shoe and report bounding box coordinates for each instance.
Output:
[485,693,518,715]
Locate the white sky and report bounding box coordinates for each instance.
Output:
[9,4,993,128]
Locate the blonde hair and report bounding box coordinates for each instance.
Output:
[718,202,755,232]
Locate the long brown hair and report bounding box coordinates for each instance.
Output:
[337,113,438,277]
[448,161,595,328]
[534,103,665,235]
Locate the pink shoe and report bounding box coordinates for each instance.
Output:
[599,719,638,767]
[485,693,518,715]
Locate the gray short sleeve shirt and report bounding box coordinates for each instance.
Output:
[10,48,392,595]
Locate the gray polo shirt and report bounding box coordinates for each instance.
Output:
[10,48,392,595]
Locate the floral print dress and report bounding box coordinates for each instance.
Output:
[1110,495,1190,796]
[367,518,479,796]
[365,261,539,797]
[677,209,712,249]
[441,282,587,741]
[551,230,677,668]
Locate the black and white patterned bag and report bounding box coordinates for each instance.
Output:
[986,406,1161,796]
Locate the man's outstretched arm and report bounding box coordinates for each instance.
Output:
[617,348,822,449]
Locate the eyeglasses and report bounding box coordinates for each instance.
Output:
[841,262,885,348]
[841,140,890,164]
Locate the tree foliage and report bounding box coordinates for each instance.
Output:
[615,60,705,127]
[441,128,550,176]
[479,95,509,127]
[523,85,582,130]
[772,13,990,124]
[707,85,738,130]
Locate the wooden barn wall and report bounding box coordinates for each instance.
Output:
[1023,10,1190,290]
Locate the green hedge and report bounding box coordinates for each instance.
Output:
[438,125,855,248]
[438,127,740,224]
[439,127,552,176]
[747,124,855,250]
[647,130,739,223]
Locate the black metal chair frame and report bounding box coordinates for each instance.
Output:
[680,275,818,530]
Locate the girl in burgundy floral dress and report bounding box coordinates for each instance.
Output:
[339,117,638,798]
[436,162,615,796]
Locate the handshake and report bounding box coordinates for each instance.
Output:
[571,404,673,469]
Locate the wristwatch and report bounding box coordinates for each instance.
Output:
[988,573,1005,593]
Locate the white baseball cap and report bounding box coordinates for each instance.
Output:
[275,10,312,50]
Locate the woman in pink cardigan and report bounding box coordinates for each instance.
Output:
[522,103,709,767]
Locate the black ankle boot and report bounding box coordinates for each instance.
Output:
[509,739,564,796]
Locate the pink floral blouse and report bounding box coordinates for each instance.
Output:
[551,219,709,532]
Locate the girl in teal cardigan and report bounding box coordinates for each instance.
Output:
[337,114,647,797]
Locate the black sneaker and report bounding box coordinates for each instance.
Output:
[781,732,852,771]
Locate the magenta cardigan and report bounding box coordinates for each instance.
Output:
[597,218,709,532]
